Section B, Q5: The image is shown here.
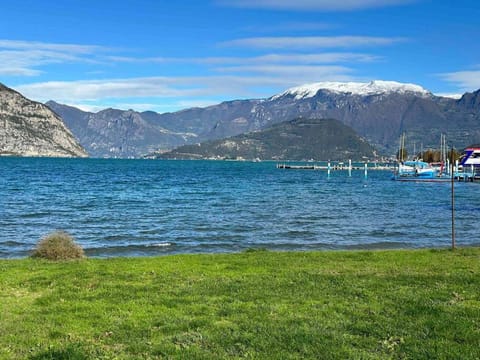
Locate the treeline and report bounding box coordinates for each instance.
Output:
[420,149,461,162]
[396,148,461,162]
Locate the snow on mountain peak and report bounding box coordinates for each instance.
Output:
[272,80,431,100]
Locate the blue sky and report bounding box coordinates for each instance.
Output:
[1,0,479,113]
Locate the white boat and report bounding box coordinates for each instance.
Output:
[455,146,480,181]
[394,160,437,179]
[392,134,450,182]
[459,146,480,167]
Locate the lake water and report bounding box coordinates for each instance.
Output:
[1,158,479,258]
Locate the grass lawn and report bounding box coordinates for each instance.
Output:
[1,248,479,359]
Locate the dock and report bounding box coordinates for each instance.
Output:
[276,163,393,171]
[276,161,395,179]
[454,171,479,182]
[276,164,318,170]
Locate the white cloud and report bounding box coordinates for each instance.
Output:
[221,36,405,49]
[107,52,379,66]
[434,93,463,99]
[174,99,224,110]
[203,52,380,65]
[0,40,108,77]
[438,70,480,93]
[105,55,172,63]
[219,0,415,11]
[14,70,358,111]
[16,78,194,101]
[242,53,379,64]
[0,67,43,76]
[5,38,388,112]
[241,21,335,33]
[14,46,374,105]
[0,40,104,53]
[63,103,106,113]
[215,64,353,78]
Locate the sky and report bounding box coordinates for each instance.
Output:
[1,0,479,113]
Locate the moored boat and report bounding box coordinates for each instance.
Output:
[459,146,480,168]
[392,160,449,181]
[455,146,480,181]
[392,133,451,182]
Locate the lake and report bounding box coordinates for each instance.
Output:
[1,158,479,258]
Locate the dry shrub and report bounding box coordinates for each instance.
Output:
[32,231,85,260]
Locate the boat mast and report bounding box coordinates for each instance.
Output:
[398,133,404,162]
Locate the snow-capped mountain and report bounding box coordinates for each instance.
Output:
[271,80,431,100]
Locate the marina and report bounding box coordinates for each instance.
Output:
[275,137,480,184]
[276,160,480,182]
[276,161,480,182]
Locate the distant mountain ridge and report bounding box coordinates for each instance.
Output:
[45,80,480,158]
[46,101,198,158]
[153,118,378,161]
[0,83,87,157]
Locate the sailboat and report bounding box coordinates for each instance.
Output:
[392,133,450,182]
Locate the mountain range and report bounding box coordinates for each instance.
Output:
[2,80,480,159]
[46,80,480,158]
[0,83,87,157]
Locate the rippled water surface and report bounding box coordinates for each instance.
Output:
[1,158,479,258]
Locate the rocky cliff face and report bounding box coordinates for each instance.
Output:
[0,83,87,157]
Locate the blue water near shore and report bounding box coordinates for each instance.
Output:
[1,157,479,258]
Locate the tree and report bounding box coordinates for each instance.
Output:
[448,148,461,162]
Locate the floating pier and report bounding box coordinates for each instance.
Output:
[276,162,393,171]
[454,171,478,182]
[276,164,319,170]
[276,161,395,180]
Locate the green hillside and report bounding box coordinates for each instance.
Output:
[156,118,377,161]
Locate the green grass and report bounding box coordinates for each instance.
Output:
[1,248,480,359]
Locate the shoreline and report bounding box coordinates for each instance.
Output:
[2,243,472,261]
